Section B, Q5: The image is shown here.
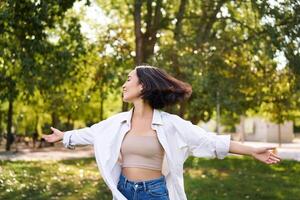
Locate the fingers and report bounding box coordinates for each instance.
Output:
[265,159,275,165]
[268,155,281,163]
[265,152,281,164]
[269,151,281,160]
[266,159,279,164]
[259,147,280,157]
[266,159,277,164]
[50,127,56,132]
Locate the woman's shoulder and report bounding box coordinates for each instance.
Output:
[160,110,185,121]
[159,110,188,127]
[104,111,128,122]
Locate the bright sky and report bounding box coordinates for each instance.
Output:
[73,0,111,42]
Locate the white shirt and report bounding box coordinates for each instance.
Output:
[63,108,231,200]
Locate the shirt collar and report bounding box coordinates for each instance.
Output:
[121,107,163,125]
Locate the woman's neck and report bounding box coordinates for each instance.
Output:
[132,101,153,119]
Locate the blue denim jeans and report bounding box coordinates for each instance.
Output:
[117,173,170,200]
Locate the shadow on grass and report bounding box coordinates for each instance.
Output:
[60,157,96,166]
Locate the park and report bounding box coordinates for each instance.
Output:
[1,0,300,199]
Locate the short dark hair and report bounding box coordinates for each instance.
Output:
[136,65,192,109]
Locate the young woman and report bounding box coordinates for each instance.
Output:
[43,65,280,200]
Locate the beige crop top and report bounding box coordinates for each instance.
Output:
[120,133,164,171]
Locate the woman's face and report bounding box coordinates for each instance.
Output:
[122,69,143,102]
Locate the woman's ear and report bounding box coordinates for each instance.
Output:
[139,82,144,93]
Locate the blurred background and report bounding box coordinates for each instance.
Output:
[0,0,300,199]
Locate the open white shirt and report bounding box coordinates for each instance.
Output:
[63,108,231,200]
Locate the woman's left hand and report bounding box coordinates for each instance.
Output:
[251,147,281,164]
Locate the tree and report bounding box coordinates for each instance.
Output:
[96,0,300,129]
[0,0,80,150]
[259,68,296,146]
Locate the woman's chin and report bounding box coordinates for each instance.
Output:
[122,95,138,103]
[122,97,130,103]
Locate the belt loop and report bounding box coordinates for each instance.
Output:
[124,177,128,188]
[143,181,147,192]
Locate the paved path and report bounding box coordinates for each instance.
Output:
[1,139,300,161]
[0,144,94,161]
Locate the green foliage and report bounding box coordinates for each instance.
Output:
[1,0,299,140]
[259,68,296,124]
[0,0,78,97]
[148,0,280,123]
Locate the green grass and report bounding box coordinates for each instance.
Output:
[0,157,299,200]
[184,157,300,200]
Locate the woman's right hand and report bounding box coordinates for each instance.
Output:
[42,127,64,143]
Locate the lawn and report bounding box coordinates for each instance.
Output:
[0,156,299,200]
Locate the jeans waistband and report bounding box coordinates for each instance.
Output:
[119,173,166,190]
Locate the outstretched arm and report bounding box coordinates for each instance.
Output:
[42,119,107,148]
[229,141,281,164]
[170,114,281,164]
[42,114,118,148]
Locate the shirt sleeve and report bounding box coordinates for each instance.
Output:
[171,115,231,159]
[62,119,107,149]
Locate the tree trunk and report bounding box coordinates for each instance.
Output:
[50,112,59,147]
[179,101,186,118]
[51,112,59,128]
[278,123,282,147]
[240,115,245,143]
[0,110,2,145]
[100,85,104,121]
[134,0,163,65]
[134,0,143,65]
[33,114,39,149]
[174,0,188,40]
[172,0,188,116]
[66,114,73,130]
[6,97,14,151]
[216,91,220,134]
[195,0,227,48]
